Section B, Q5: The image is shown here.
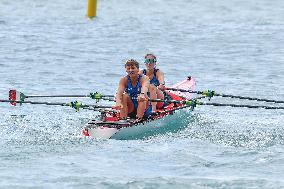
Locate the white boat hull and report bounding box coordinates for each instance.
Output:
[87,126,118,139]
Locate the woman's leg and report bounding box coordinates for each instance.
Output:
[120,93,134,118]
[136,100,147,119]
[149,84,158,112]
[156,89,165,109]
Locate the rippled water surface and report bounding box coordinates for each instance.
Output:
[1,0,284,188]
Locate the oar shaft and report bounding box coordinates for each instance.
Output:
[26,95,89,98]
[166,87,199,94]
[148,95,205,104]
[1,99,113,109]
[25,94,115,98]
[215,94,284,103]
[200,102,284,110]
[25,95,115,103]
[148,98,184,104]
[1,99,69,106]
[166,87,284,104]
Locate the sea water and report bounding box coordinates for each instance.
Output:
[0,0,284,188]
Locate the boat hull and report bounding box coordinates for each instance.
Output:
[84,109,193,140]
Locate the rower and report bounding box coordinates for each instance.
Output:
[115,59,152,120]
[140,53,166,112]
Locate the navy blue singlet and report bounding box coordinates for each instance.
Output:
[125,75,152,117]
[143,69,160,86]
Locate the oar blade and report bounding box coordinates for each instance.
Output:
[9,90,26,106]
[9,90,17,106]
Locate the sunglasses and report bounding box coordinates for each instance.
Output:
[145,58,157,64]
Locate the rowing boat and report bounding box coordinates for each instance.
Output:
[82,77,196,140]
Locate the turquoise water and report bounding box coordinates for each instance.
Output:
[1,0,284,188]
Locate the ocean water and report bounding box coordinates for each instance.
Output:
[1,0,284,188]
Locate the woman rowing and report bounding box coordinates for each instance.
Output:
[140,53,166,112]
[115,59,152,120]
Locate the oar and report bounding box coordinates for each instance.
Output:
[0,99,112,111]
[9,90,115,104]
[146,98,284,110]
[198,101,284,110]
[7,90,188,108]
[166,88,284,103]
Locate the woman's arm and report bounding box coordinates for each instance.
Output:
[115,77,126,107]
[156,70,165,90]
[140,76,150,95]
